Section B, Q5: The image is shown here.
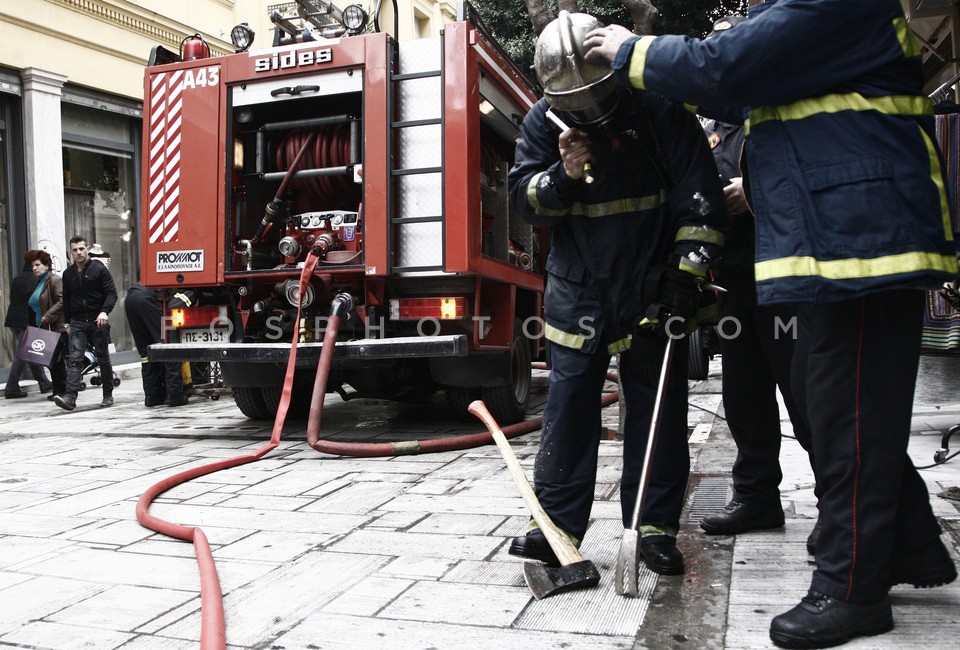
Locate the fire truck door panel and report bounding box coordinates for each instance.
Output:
[393,38,444,272]
[397,220,444,269]
[232,70,363,106]
[144,66,223,286]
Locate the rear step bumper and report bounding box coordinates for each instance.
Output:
[148,335,468,365]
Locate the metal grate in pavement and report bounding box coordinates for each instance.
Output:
[685,475,731,522]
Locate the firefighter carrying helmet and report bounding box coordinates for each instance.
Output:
[534,11,620,127]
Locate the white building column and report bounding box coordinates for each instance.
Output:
[21,67,68,273]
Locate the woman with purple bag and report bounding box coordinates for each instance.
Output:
[24,249,67,400]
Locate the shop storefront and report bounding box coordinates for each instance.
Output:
[61,95,142,352]
[0,71,25,369]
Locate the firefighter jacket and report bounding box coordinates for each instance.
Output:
[508,91,727,355]
[62,259,118,323]
[612,0,958,305]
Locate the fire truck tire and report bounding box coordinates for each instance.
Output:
[231,387,273,420]
[260,385,313,420]
[445,386,479,419]
[688,326,710,381]
[480,320,531,425]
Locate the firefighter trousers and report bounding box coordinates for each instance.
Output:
[792,289,941,602]
[534,338,690,542]
[719,271,813,508]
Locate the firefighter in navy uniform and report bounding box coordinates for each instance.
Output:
[125,283,189,407]
[585,0,959,646]
[506,11,728,576]
[698,15,817,546]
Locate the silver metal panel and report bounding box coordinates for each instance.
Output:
[232,70,362,107]
[398,123,442,170]
[514,518,654,636]
[398,221,443,268]
[397,173,442,219]
[398,76,442,122]
[398,37,442,75]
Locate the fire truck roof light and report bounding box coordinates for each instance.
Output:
[342,5,367,33]
[388,298,466,321]
[231,23,255,52]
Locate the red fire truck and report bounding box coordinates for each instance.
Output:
[141,3,545,423]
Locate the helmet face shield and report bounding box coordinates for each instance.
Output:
[535,11,620,126]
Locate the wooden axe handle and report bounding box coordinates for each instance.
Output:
[468,400,583,567]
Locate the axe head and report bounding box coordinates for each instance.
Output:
[523,560,600,600]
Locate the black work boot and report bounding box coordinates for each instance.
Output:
[700,500,785,535]
[769,591,893,648]
[508,529,560,567]
[640,539,684,575]
[54,394,77,411]
[889,536,957,588]
[100,392,114,408]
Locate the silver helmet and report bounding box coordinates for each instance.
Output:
[534,11,620,127]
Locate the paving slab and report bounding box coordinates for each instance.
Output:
[0,356,958,649]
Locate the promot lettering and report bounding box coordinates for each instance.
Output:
[156,250,204,272]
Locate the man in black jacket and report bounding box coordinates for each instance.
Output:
[54,236,118,411]
[4,260,53,398]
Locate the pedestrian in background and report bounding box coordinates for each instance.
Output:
[125,282,188,407]
[55,236,117,411]
[697,15,818,551]
[585,0,958,647]
[23,249,67,400]
[4,259,53,398]
[506,11,727,576]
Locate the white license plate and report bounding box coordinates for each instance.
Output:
[179,328,228,344]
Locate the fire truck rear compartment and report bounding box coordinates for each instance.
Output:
[146,25,543,424]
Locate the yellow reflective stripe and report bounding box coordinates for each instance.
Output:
[533,192,667,219]
[140,356,150,364]
[527,172,545,212]
[675,225,726,247]
[917,125,955,243]
[894,17,921,59]
[683,103,699,115]
[544,322,587,349]
[173,292,193,307]
[627,35,656,90]
[751,94,931,126]
[608,337,631,355]
[754,251,958,282]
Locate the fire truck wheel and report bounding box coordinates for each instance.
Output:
[260,377,314,420]
[231,386,273,420]
[687,327,710,381]
[480,320,532,425]
[445,386,479,419]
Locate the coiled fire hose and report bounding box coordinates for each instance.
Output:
[136,247,620,648]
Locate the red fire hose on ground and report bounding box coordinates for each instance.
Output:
[136,248,620,648]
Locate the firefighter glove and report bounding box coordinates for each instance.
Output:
[656,266,702,321]
[626,320,667,387]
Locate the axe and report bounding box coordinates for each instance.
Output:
[469,400,600,600]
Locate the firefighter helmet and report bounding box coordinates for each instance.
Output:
[534,11,620,127]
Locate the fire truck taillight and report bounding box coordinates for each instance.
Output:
[389,298,466,321]
[169,305,224,329]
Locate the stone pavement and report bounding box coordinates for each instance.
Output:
[0,356,958,649]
